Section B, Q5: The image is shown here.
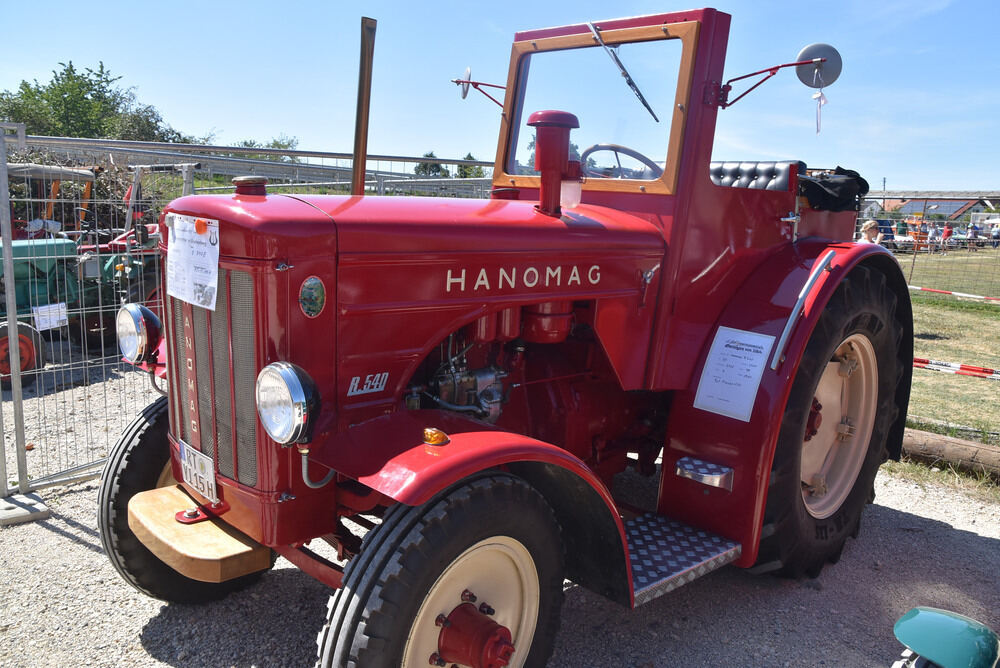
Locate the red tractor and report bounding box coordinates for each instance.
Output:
[100,9,911,667]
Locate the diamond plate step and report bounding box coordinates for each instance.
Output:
[626,514,741,606]
[675,456,734,491]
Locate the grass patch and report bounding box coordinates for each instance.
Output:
[899,245,1000,297]
[882,457,1000,504]
[908,297,999,442]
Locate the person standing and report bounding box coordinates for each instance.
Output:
[859,220,884,245]
[942,223,953,255]
[991,223,1000,249]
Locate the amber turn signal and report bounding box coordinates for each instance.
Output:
[423,427,450,446]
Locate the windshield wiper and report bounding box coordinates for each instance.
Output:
[587,22,659,123]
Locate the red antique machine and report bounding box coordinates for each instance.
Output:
[101,9,911,667]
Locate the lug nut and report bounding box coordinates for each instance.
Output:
[435,614,450,628]
[479,603,495,616]
[182,508,199,519]
[461,589,477,603]
[429,653,446,666]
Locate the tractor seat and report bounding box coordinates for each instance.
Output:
[709,161,806,191]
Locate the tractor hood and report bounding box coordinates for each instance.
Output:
[288,194,665,256]
[164,193,664,260]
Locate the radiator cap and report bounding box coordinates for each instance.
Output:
[232,175,268,196]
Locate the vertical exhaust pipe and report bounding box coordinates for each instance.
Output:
[352,17,377,196]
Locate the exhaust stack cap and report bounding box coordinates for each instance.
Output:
[233,175,268,196]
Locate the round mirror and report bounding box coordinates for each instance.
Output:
[460,66,471,99]
[795,43,842,88]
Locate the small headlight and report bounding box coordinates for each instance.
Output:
[117,303,160,364]
[255,362,317,444]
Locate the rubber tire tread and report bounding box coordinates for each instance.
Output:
[754,265,905,578]
[316,473,565,668]
[97,396,268,602]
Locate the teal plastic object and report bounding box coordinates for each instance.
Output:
[894,607,1000,668]
[0,239,79,318]
[0,238,77,276]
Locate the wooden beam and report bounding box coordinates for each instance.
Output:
[901,428,1000,480]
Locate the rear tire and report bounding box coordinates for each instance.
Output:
[0,322,45,389]
[317,473,564,668]
[97,397,270,602]
[754,265,904,578]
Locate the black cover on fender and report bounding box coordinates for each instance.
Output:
[798,166,870,212]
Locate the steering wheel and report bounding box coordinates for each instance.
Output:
[579,144,663,179]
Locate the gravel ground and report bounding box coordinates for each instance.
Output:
[1,470,997,667]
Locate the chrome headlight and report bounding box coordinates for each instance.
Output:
[255,362,318,444]
[116,303,161,364]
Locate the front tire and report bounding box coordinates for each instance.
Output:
[317,473,564,668]
[754,265,904,578]
[97,397,269,602]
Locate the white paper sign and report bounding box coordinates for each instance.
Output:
[166,214,220,311]
[32,302,69,331]
[693,326,775,422]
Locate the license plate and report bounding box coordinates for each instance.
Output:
[179,440,218,504]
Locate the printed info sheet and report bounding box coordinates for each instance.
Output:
[166,214,220,311]
[693,326,775,422]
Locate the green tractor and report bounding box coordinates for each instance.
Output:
[2,162,164,388]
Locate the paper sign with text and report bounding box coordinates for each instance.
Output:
[166,214,220,311]
[693,326,775,422]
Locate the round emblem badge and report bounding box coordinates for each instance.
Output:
[299,276,326,318]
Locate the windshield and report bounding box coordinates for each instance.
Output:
[507,35,683,181]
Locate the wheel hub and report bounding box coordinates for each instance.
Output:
[799,334,878,519]
[433,600,515,668]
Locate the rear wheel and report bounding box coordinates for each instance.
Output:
[754,265,904,578]
[317,473,564,668]
[97,397,270,602]
[0,322,45,389]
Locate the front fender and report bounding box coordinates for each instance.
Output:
[311,409,633,605]
[658,240,911,567]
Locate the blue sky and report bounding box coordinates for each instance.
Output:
[2,0,997,191]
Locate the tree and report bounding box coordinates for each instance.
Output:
[0,61,198,142]
[233,134,301,162]
[414,151,450,178]
[456,152,486,179]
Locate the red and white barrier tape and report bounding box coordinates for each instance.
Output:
[908,285,1000,303]
[913,357,1000,381]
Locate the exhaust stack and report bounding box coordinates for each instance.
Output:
[352,17,377,196]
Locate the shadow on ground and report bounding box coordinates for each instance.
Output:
[134,500,999,667]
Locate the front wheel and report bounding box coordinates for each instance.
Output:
[754,265,905,578]
[317,473,565,668]
[97,397,270,602]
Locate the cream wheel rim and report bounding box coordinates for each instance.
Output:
[800,333,878,519]
[403,536,540,668]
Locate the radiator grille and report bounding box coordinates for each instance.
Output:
[168,267,258,487]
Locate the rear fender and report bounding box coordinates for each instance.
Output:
[658,240,911,567]
[311,409,633,606]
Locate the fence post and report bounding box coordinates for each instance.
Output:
[0,128,51,525]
